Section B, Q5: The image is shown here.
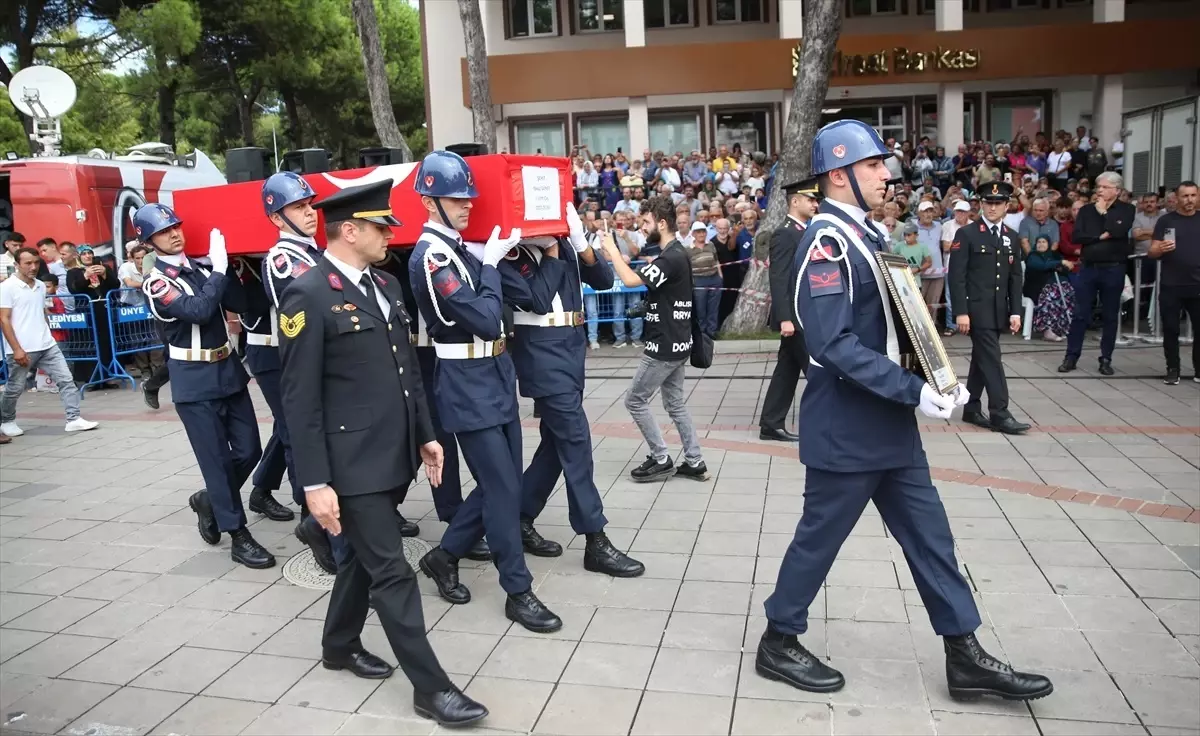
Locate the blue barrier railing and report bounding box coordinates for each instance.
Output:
[102,288,159,388]
[46,294,107,393]
[581,282,648,324]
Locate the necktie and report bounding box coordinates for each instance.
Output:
[359,274,380,314]
[991,225,1001,244]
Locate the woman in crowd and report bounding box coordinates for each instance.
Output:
[66,245,119,386]
[1025,234,1075,342]
[686,222,722,338]
[599,155,621,211]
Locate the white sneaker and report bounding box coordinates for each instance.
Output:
[65,418,99,433]
[613,341,626,348]
[589,341,600,350]
[0,422,24,437]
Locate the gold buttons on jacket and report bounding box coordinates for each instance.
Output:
[339,425,346,430]
[404,390,409,397]
[354,325,361,331]
[398,367,404,375]
[388,324,393,331]
[392,346,397,353]
[351,316,360,323]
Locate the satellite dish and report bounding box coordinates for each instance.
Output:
[8,66,77,119]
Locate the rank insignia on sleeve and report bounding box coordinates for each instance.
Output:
[327,273,343,291]
[950,240,961,251]
[293,261,310,277]
[807,262,844,296]
[274,254,288,270]
[432,267,463,298]
[147,278,181,306]
[279,311,306,338]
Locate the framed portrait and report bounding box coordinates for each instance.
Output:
[873,251,959,396]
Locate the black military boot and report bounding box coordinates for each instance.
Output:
[464,538,492,562]
[397,513,420,538]
[630,455,675,483]
[1098,358,1115,376]
[188,491,220,545]
[756,625,845,693]
[521,519,562,557]
[248,487,295,522]
[945,632,1053,701]
[505,590,562,633]
[229,527,276,569]
[294,515,337,575]
[419,547,471,604]
[1057,357,1077,373]
[584,532,645,577]
[142,383,160,410]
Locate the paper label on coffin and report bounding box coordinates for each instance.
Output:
[173,154,573,256]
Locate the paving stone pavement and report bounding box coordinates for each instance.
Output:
[1,337,1198,735]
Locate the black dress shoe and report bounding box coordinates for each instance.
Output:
[463,538,492,562]
[294,516,337,575]
[759,426,799,442]
[756,628,845,693]
[419,547,471,604]
[990,416,1031,435]
[322,649,394,679]
[229,528,276,569]
[945,633,1053,701]
[142,384,160,410]
[584,532,645,577]
[397,513,420,538]
[506,590,562,633]
[188,491,220,545]
[961,409,990,429]
[413,686,488,728]
[248,487,295,522]
[1057,358,1077,373]
[521,519,563,557]
[1098,358,1115,376]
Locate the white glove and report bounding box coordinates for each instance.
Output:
[482,226,521,267]
[565,203,588,253]
[950,384,970,407]
[918,384,956,420]
[207,228,228,275]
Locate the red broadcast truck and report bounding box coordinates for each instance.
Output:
[171,154,573,256]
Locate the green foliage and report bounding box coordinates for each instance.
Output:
[3,0,427,168]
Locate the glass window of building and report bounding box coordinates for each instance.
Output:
[919,101,976,144]
[849,0,900,14]
[508,0,558,37]
[822,104,907,143]
[649,114,701,154]
[713,110,769,154]
[714,0,763,22]
[645,0,692,27]
[578,0,624,31]
[514,120,567,156]
[578,117,630,154]
[990,97,1044,142]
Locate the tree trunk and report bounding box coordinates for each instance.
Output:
[350,0,413,161]
[455,0,497,152]
[280,85,304,149]
[721,0,842,336]
[156,55,177,148]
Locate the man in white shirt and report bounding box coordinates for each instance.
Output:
[941,200,973,333]
[0,247,99,437]
[1047,139,1072,193]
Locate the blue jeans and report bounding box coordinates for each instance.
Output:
[1066,263,1125,362]
[586,291,643,344]
[943,279,954,331]
[694,275,722,337]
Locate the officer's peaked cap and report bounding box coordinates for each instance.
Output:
[414,149,479,199]
[132,203,183,242]
[978,180,1014,202]
[314,179,401,227]
[262,171,317,217]
[811,120,893,177]
[782,177,821,199]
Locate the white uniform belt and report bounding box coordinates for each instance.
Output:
[246,333,278,347]
[512,310,585,328]
[409,332,434,347]
[432,338,506,360]
[169,342,233,363]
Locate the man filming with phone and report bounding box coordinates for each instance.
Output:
[1149,181,1200,385]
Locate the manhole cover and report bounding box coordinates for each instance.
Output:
[282,536,433,590]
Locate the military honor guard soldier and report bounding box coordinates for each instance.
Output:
[758,177,819,442]
[276,178,487,726]
[948,180,1032,435]
[756,120,1053,703]
[503,204,645,577]
[408,149,563,633]
[135,203,273,569]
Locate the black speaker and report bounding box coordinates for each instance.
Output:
[445,142,488,158]
[225,147,271,183]
[359,147,407,167]
[280,148,332,175]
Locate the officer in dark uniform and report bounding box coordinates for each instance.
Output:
[408,150,561,633]
[135,203,273,569]
[505,206,645,577]
[375,246,491,563]
[948,180,1031,435]
[277,179,487,727]
[756,121,1052,703]
[758,177,819,442]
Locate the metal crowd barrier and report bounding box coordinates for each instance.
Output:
[582,282,649,324]
[102,288,160,388]
[1127,257,1194,346]
[47,294,107,393]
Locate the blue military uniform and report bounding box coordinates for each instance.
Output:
[136,203,269,568]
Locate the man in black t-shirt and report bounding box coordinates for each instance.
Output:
[602,196,708,484]
[1150,181,1200,385]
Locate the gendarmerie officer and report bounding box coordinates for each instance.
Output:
[505,205,644,577]
[948,180,1030,435]
[136,203,272,569]
[757,120,1052,703]
[277,179,487,727]
[408,149,562,633]
[758,177,818,442]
